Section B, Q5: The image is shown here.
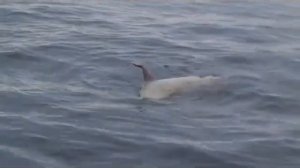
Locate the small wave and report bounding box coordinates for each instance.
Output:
[0,144,68,168]
[0,50,41,62]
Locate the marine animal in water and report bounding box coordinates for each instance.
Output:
[132,63,220,100]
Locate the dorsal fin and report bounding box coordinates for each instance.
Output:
[132,63,155,82]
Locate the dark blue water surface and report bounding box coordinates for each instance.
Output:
[0,0,300,168]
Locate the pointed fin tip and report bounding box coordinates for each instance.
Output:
[132,63,155,82]
[132,63,143,68]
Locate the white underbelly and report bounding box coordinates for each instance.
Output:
[140,76,220,99]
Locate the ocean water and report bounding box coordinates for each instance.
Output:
[0,0,300,168]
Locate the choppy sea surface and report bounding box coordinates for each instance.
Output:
[0,0,300,168]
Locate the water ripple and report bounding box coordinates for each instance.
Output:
[0,0,300,168]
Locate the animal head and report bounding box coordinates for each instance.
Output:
[132,63,155,82]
